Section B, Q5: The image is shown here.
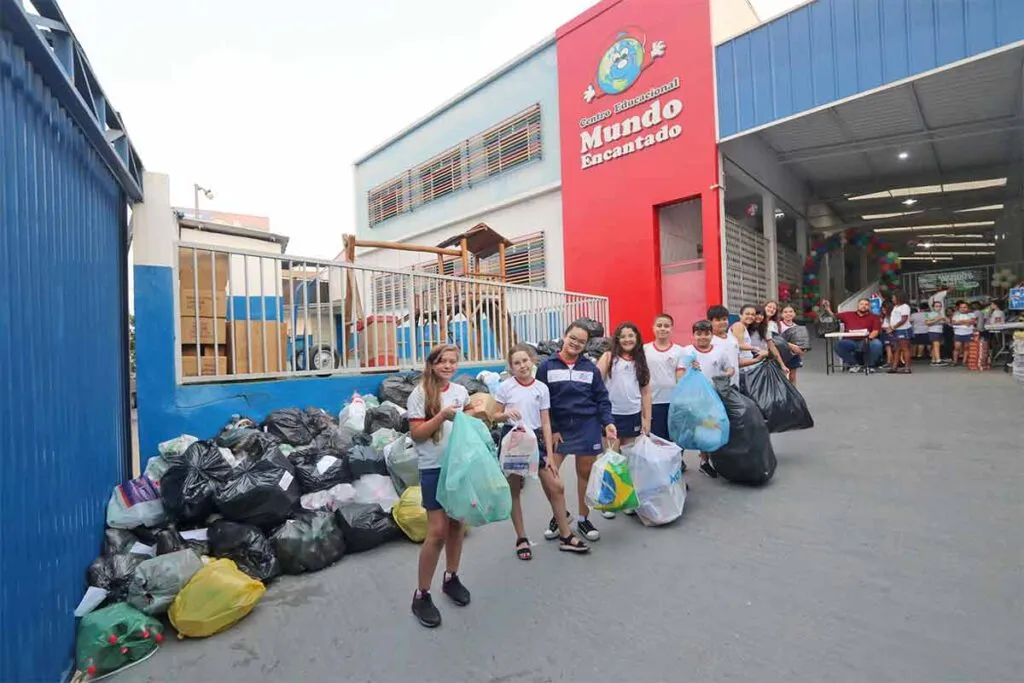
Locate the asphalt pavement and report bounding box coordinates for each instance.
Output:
[118,358,1023,683]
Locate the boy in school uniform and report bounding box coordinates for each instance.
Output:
[677,318,735,479]
[644,313,686,445]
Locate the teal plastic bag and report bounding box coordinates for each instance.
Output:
[437,412,511,526]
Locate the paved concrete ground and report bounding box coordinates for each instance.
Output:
[121,358,1022,683]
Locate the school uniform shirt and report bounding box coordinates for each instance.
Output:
[606,356,642,416]
[924,311,945,334]
[536,353,613,431]
[644,341,685,405]
[952,311,977,336]
[890,303,912,331]
[493,376,550,432]
[710,334,741,387]
[406,382,470,470]
[910,311,929,335]
[680,344,733,380]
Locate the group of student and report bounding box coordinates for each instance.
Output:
[404,304,804,628]
[822,293,1007,372]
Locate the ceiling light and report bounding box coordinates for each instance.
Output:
[774,209,785,218]
[873,221,996,233]
[902,198,918,206]
[912,251,995,257]
[917,234,984,239]
[848,178,1007,201]
[900,256,953,261]
[861,211,922,220]
[955,204,1004,213]
[897,151,909,160]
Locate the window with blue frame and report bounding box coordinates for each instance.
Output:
[367,104,543,227]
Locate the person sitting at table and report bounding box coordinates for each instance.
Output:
[820,298,883,373]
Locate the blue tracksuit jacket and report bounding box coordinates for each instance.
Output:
[535,354,613,432]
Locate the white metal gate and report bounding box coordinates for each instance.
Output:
[724,217,769,311]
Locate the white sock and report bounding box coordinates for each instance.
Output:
[577,514,587,523]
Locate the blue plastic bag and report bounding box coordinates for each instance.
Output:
[667,358,730,452]
[437,413,512,526]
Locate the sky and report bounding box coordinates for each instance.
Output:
[58,0,802,260]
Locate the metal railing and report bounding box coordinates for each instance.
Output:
[174,242,609,384]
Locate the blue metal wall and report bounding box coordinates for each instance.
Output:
[0,28,130,683]
[716,0,1024,138]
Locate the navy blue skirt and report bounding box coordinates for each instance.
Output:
[552,415,604,456]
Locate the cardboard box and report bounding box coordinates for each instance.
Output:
[180,291,228,318]
[179,317,227,344]
[228,321,287,374]
[179,247,229,289]
[181,345,229,377]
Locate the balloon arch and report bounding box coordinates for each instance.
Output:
[801,229,901,320]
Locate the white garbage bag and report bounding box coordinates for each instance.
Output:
[623,435,686,527]
[499,425,539,479]
[353,474,400,512]
[106,475,167,529]
[339,394,368,431]
[300,483,357,511]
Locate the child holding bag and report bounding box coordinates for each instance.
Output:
[536,322,617,542]
[406,344,473,629]
[494,345,590,559]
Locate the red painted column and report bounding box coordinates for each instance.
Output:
[556,0,720,327]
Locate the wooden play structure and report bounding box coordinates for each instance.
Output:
[341,223,518,363]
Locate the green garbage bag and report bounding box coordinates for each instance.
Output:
[76,603,163,677]
[437,413,511,526]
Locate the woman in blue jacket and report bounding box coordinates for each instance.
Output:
[535,321,617,541]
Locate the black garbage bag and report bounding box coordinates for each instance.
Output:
[214,449,300,529]
[313,425,368,453]
[364,404,403,433]
[208,520,281,582]
[154,528,208,558]
[572,317,604,339]
[585,336,612,358]
[348,445,388,478]
[87,554,144,601]
[712,379,777,485]
[453,375,489,395]
[740,361,814,434]
[304,407,337,437]
[536,340,561,356]
[160,441,234,524]
[261,408,316,446]
[216,415,280,460]
[102,529,139,556]
[269,510,346,574]
[378,373,421,408]
[334,503,402,553]
[291,449,353,493]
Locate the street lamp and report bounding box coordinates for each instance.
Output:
[193,183,215,217]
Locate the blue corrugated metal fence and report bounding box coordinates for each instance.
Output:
[716,0,1024,138]
[0,26,131,682]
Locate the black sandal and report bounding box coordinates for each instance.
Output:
[558,535,590,554]
[515,537,533,561]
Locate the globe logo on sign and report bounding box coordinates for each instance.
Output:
[583,29,665,103]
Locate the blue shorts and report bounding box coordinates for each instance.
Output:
[913,333,930,345]
[955,333,974,344]
[499,425,549,470]
[613,412,642,438]
[892,328,912,341]
[929,331,944,342]
[881,333,893,346]
[650,403,670,441]
[419,467,443,511]
[552,416,604,456]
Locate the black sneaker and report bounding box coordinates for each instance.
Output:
[544,512,570,540]
[411,591,441,628]
[576,517,600,541]
[442,573,471,606]
[700,460,719,478]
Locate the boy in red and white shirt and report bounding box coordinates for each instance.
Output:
[677,319,735,478]
[643,313,686,443]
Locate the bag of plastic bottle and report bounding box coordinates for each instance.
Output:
[291,448,353,493]
[499,425,540,479]
[377,373,421,409]
[168,558,266,638]
[392,485,428,542]
[215,415,280,460]
[213,449,300,529]
[584,449,639,512]
[160,440,236,524]
[623,435,685,526]
[76,603,163,677]
[667,358,731,451]
[299,482,357,511]
[740,360,814,434]
[87,554,146,602]
[339,394,369,431]
[207,520,281,582]
[353,473,400,512]
[158,434,198,459]
[261,408,316,446]
[384,435,419,493]
[106,474,166,529]
[712,379,777,485]
[334,503,403,553]
[127,550,204,615]
[348,444,388,478]
[269,510,346,574]
[437,413,511,526]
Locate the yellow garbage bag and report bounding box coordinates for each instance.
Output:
[392,485,428,543]
[168,559,265,638]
